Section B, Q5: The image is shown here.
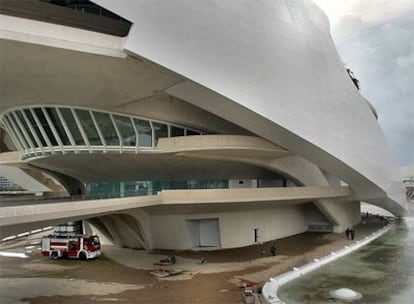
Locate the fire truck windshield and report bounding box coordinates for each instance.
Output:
[91,236,100,245]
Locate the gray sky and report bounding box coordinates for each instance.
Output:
[314,0,414,167]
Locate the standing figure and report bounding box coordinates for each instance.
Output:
[270,243,277,256]
[350,228,355,240]
[345,228,351,240]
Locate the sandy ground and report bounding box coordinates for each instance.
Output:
[0,215,388,304]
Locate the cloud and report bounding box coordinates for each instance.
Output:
[314,0,414,26]
[396,53,414,68]
[350,0,414,24]
[330,7,414,166]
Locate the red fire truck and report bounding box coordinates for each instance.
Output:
[41,235,101,260]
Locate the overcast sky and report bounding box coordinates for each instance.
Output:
[314,0,414,167]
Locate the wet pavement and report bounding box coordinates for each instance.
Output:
[0,213,394,303]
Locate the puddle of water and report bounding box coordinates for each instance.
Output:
[0,251,29,258]
[278,218,414,304]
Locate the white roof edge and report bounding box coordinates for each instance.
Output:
[0,14,126,58]
[94,0,405,214]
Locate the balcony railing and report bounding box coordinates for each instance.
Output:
[0,105,206,160]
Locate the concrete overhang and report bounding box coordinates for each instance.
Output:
[0,185,353,238]
[0,36,247,136]
[21,135,290,182]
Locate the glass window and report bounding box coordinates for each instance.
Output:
[113,115,135,146]
[4,114,27,150]
[93,112,119,146]
[74,109,102,145]
[153,122,168,146]
[59,108,85,145]
[133,119,152,147]
[16,111,38,147]
[33,108,58,146]
[86,181,120,199]
[171,126,185,137]
[45,108,71,145]
[24,109,47,146]
[10,113,33,148]
[186,129,200,136]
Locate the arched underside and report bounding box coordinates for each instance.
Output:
[86,214,149,249]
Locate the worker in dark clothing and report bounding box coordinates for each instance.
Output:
[350,228,356,240]
[270,243,277,256]
[345,228,351,240]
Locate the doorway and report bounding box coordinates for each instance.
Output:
[254,227,260,243]
[187,218,221,248]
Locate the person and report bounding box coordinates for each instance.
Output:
[169,255,177,264]
[345,228,351,240]
[160,255,176,264]
[270,243,276,256]
[350,228,355,240]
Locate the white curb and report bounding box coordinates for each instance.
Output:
[262,223,394,303]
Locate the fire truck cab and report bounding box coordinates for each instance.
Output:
[41,235,101,260]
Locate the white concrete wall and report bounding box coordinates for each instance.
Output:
[150,204,308,250]
[96,0,406,215]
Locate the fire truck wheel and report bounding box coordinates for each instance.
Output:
[51,252,59,260]
[79,252,87,260]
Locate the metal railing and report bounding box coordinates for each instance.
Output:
[1,105,206,161]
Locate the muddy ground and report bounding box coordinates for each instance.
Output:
[0,215,386,304]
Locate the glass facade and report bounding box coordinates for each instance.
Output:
[75,109,102,145]
[45,108,71,145]
[171,126,185,137]
[59,108,85,145]
[86,179,229,198]
[187,129,201,136]
[0,105,205,159]
[34,108,59,146]
[113,115,135,146]
[8,113,31,149]
[24,109,47,147]
[134,118,152,147]
[153,122,168,146]
[2,115,25,151]
[15,111,38,148]
[93,112,119,146]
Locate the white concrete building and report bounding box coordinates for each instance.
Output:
[0,0,407,250]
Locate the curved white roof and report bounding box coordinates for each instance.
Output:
[95,0,406,215]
